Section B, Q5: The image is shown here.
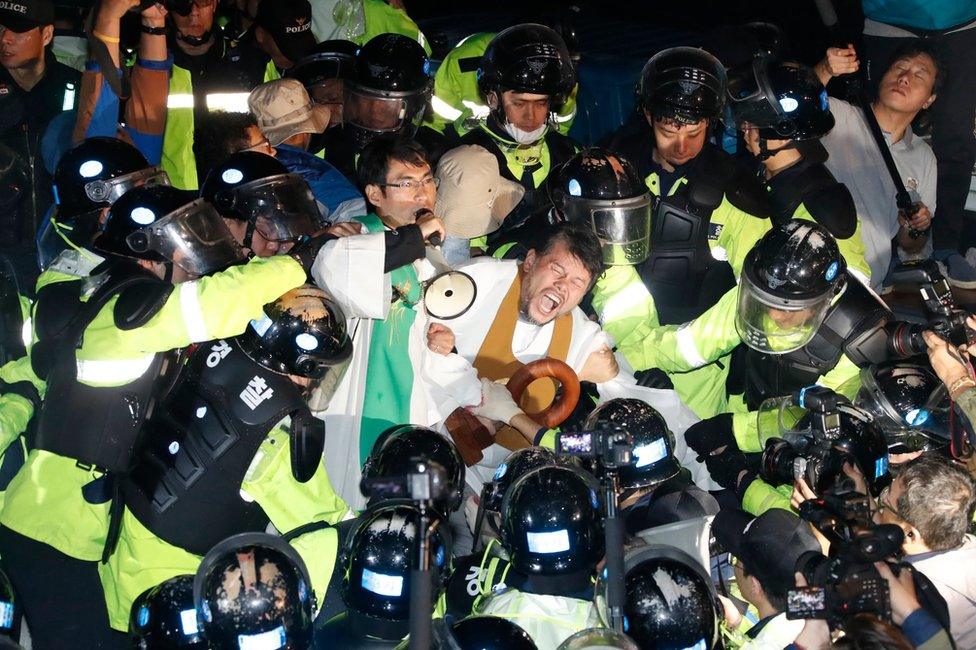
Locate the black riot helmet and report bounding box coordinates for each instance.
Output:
[477,24,576,111]
[740,21,788,60]
[638,47,727,124]
[728,59,834,144]
[96,185,246,277]
[130,575,207,649]
[193,533,315,650]
[0,565,20,642]
[340,501,452,641]
[445,616,538,649]
[360,424,465,514]
[287,39,359,98]
[596,545,721,649]
[202,152,322,250]
[500,465,603,581]
[855,362,951,454]
[344,34,432,151]
[548,148,652,266]
[53,136,169,220]
[583,398,681,490]
[483,447,558,517]
[737,219,846,354]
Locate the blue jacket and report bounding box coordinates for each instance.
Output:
[275,144,366,223]
[864,0,976,32]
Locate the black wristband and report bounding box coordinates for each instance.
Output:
[140,24,167,35]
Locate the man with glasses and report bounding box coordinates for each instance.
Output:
[307,136,449,507]
[874,455,976,646]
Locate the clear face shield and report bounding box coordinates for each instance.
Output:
[343,85,429,136]
[853,371,950,453]
[561,194,652,265]
[127,199,246,276]
[735,273,835,354]
[84,166,171,206]
[227,174,324,241]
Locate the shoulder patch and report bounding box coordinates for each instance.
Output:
[801,181,857,240]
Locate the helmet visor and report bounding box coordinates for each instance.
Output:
[138,199,246,275]
[735,273,833,354]
[562,194,652,266]
[84,166,170,206]
[344,86,427,134]
[855,371,951,452]
[228,174,323,241]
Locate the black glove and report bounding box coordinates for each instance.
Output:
[289,233,338,277]
[704,446,749,490]
[684,413,734,460]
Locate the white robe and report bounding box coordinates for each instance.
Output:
[310,232,477,508]
[424,257,717,493]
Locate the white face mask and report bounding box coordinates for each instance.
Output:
[503,121,548,145]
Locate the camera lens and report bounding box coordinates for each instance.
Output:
[760,438,798,487]
[887,322,927,359]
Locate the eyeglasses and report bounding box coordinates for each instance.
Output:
[241,138,274,154]
[379,176,439,191]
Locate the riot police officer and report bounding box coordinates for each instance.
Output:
[456,24,579,226]
[325,33,440,180]
[594,47,771,419]
[101,285,353,632]
[39,137,171,270]
[129,575,205,649]
[0,183,335,646]
[476,464,604,647]
[727,57,870,282]
[316,500,453,648]
[202,151,324,257]
[194,533,316,650]
[487,146,651,266]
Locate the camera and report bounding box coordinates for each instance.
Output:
[556,428,635,470]
[361,458,449,504]
[759,387,871,494]
[886,260,975,356]
[786,492,904,629]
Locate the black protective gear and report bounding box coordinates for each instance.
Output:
[596,545,721,650]
[288,232,337,277]
[202,152,323,249]
[703,446,749,490]
[0,255,24,366]
[767,150,857,239]
[728,60,834,144]
[855,362,951,454]
[638,47,727,124]
[96,185,245,275]
[500,465,603,580]
[478,24,576,112]
[548,148,652,265]
[339,501,452,641]
[442,616,537,649]
[683,413,735,460]
[344,34,432,150]
[53,136,166,220]
[582,398,681,489]
[0,564,20,642]
[238,284,352,381]
[483,447,558,515]
[287,39,359,89]
[194,532,315,650]
[124,334,329,554]
[737,219,846,354]
[129,575,206,649]
[360,425,465,514]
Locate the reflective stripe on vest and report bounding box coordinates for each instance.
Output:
[179,282,209,341]
[599,279,651,323]
[675,322,707,368]
[76,354,155,385]
[161,66,198,190]
[431,94,462,122]
[205,92,251,113]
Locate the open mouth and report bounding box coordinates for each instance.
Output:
[539,291,563,316]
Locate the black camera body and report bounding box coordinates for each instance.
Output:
[786,493,904,629]
[556,428,635,470]
[887,260,975,356]
[361,458,450,504]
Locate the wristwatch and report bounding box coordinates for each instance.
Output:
[140,24,167,35]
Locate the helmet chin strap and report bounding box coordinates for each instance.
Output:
[757,137,798,162]
[162,261,174,284]
[176,29,213,47]
[243,219,256,253]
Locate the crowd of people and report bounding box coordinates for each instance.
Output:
[0,0,973,648]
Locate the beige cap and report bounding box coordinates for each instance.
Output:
[248,78,331,147]
[434,145,526,239]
